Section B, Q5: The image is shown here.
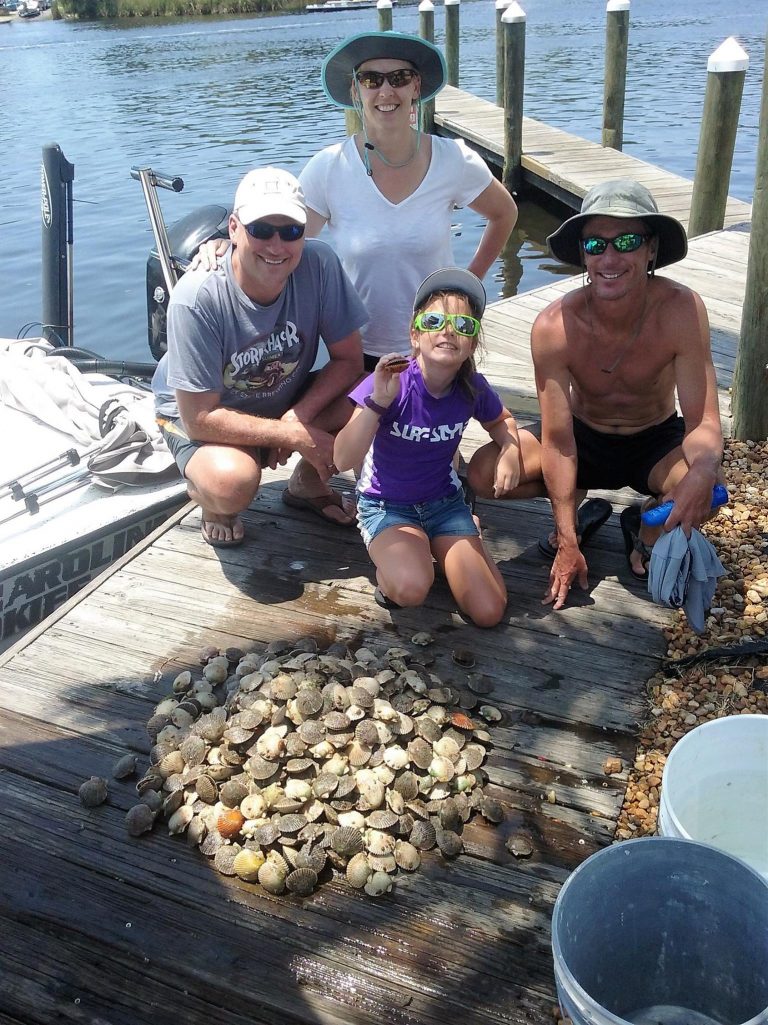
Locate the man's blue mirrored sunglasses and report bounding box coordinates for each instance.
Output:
[581,232,651,256]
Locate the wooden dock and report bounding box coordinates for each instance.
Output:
[435,85,753,226]
[0,92,753,1025]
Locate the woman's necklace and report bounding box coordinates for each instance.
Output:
[361,129,421,176]
[587,291,649,374]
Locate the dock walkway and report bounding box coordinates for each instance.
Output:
[0,97,753,1024]
[435,85,753,225]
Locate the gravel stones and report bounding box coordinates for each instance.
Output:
[616,439,768,841]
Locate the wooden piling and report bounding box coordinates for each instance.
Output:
[377,0,392,33]
[495,0,511,107]
[689,37,748,238]
[445,0,460,87]
[419,0,436,133]
[732,29,768,441]
[502,2,526,191]
[602,0,629,150]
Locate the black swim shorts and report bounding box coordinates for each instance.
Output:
[525,413,686,495]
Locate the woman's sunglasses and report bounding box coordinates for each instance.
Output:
[242,220,305,242]
[581,232,651,256]
[413,311,480,337]
[355,68,417,90]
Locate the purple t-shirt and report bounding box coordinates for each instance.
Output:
[350,361,503,504]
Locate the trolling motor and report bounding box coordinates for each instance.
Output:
[132,166,230,361]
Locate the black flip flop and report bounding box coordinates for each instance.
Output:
[538,497,613,560]
[374,586,402,610]
[620,505,652,579]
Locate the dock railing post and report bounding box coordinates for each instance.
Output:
[445,0,459,87]
[377,0,392,33]
[502,2,525,192]
[419,0,436,133]
[602,0,629,150]
[732,30,768,441]
[689,37,749,238]
[495,0,511,107]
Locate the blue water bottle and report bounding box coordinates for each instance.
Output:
[641,484,729,525]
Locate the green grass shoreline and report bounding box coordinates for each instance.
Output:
[54,0,306,19]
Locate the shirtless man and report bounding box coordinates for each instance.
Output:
[467,178,723,609]
[152,167,366,547]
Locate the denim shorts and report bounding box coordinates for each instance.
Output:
[356,488,479,548]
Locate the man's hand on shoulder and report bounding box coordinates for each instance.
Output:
[543,543,589,610]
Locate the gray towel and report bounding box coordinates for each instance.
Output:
[648,526,726,634]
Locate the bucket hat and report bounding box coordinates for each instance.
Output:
[413,267,486,318]
[547,179,688,269]
[322,31,447,110]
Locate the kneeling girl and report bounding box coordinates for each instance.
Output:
[333,268,520,628]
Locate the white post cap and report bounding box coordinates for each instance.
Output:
[418,0,434,10]
[501,1,525,22]
[495,0,511,8]
[445,0,459,6]
[606,0,630,11]
[377,0,392,8]
[708,36,749,73]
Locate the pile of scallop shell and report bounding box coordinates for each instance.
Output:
[128,636,504,897]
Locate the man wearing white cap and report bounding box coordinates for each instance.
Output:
[468,179,723,608]
[153,167,366,547]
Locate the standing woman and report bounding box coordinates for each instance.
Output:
[301,31,518,369]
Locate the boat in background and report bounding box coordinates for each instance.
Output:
[306,0,383,11]
[17,0,41,17]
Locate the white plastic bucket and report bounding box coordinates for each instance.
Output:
[658,713,768,880]
[551,837,768,1025]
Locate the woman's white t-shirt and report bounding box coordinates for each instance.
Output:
[299,135,492,358]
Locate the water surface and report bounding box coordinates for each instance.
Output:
[0,0,763,360]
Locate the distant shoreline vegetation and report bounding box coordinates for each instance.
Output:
[55,0,305,17]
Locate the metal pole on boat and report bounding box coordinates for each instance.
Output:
[419,0,436,133]
[502,2,525,192]
[444,0,460,87]
[732,26,768,441]
[689,37,748,238]
[602,0,629,150]
[495,0,511,107]
[377,0,392,32]
[41,143,75,346]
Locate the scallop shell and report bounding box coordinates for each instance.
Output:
[409,819,437,851]
[295,689,324,718]
[278,813,308,835]
[411,632,434,646]
[179,735,207,767]
[346,852,372,889]
[393,771,419,801]
[168,806,195,835]
[246,755,280,782]
[312,772,339,799]
[286,867,318,897]
[252,823,280,846]
[395,840,424,874]
[269,673,298,702]
[186,815,208,848]
[439,797,463,833]
[298,720,326,745]
[199,829,225,856]
[214,844,241,876]
[354,719,380,747]
[79,776,109,808]
[113,754,139,780]
[125,803,155,836]
[462,744,486,772]
[478,705,502,723]
[365,829,396,856]
[364,870,392,897]
[429,756,455,783]
[195,774,218,804]
[331,826,365,857]
[407,738,433,770]
[383,746,409,770]
[480,797,505,823]
[220,780,249,808]
[337,810,366,831]
[347,741,372,768]
[366,809,399,831]
[217,808,245,839]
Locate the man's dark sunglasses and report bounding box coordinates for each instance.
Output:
[242,220,305,242]
[581,232,651,256]
[355,68,417,90]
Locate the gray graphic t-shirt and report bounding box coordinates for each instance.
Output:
[152,239,367,419]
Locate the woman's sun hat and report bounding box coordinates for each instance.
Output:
[547,179,688,269]
[322,31,447,109]
[413,267,487,318]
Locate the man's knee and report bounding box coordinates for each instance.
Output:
[187,446,261,507]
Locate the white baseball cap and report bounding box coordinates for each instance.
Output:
[233,167,307,226]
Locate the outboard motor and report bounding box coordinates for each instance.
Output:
[146,204,230,361]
